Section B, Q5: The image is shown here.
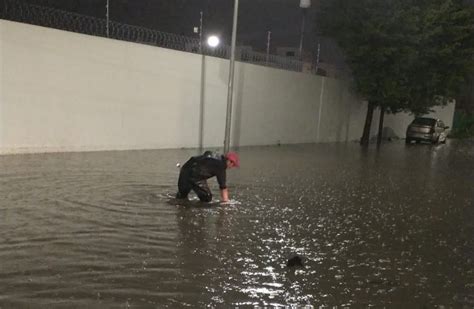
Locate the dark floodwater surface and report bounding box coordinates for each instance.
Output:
[1,141,473,308]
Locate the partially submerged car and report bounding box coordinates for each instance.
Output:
[406,117,449,144]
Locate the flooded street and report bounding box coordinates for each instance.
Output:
[0,140,473,308]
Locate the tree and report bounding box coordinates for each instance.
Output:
[404,0,474,114]
[317,0,474,146]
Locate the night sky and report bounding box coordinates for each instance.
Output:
[24,0,318,53]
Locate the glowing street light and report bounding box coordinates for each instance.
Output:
[207,35,220,48]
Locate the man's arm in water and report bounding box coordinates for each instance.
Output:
[220,188,229,202]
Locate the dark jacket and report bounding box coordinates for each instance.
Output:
[181,152,227,189]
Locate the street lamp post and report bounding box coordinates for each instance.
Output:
[198,34,220,153]
[223,0,239,153]
[298,0,311,59]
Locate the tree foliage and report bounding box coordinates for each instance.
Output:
[317,0,474,115]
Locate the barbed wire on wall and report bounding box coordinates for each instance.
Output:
[0,0,311,74]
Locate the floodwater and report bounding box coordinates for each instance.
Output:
[0,140,473,308]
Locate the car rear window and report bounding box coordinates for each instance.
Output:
[412,118,436,126]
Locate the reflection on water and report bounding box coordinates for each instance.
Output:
[0,141,473,307]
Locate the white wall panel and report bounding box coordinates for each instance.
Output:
[0,20,455,154]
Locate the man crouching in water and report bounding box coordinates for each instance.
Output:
[176,151,240,203]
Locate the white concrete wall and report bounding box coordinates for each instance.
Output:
[0,20,454,154]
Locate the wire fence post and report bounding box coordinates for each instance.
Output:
[315,42,320,74]
[266,31,271,65]
[199,11,203,54]
[106,0,109,38]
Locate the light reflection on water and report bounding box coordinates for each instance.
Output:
[0,140,473,307]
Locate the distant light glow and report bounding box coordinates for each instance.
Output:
[207,35,220,48]
[300,0,311,8]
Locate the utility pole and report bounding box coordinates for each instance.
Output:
[198,10,205,153]
[223,0,239,153]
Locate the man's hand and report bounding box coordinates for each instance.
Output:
[220,188,229,203]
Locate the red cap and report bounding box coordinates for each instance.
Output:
[225,152,240,167]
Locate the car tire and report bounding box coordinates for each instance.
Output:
[405,138,411,144]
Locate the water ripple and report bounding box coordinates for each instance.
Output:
[0,143,472,307]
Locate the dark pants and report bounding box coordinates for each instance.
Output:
[176,168,212,202]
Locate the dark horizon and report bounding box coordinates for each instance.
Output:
[22,0,318,53]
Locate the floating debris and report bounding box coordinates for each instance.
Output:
[287,255,304,268]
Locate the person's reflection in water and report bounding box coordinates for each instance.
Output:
[174,205,233,305]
